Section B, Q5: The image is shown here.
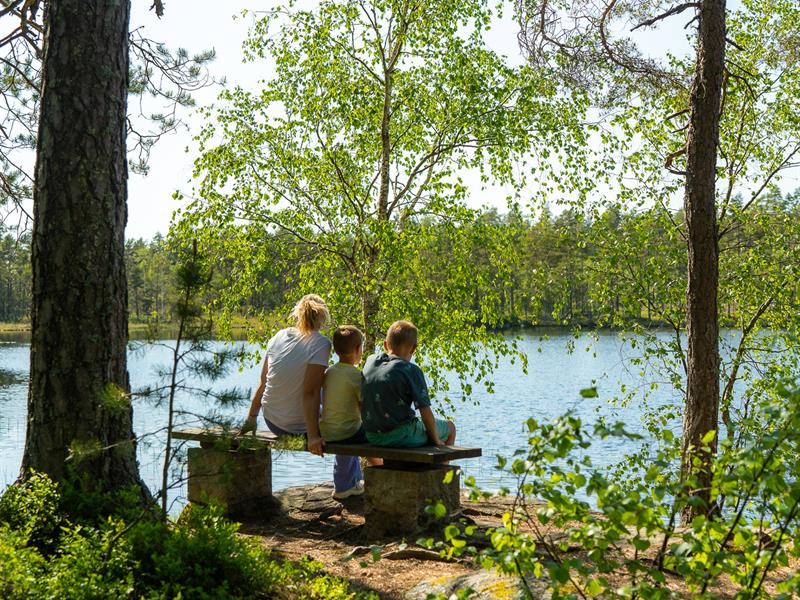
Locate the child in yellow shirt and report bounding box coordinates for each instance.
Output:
[321,325,381,499]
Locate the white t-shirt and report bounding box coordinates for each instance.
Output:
[261,327,331,433]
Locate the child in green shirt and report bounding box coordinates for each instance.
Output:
[362,320,456,447]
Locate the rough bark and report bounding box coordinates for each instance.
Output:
[681,0,726,522]
[21,0,146,495]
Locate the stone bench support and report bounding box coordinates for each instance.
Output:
[174,426,479,530]
[364,463,460,537]
[186,446,272,518]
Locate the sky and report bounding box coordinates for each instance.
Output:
[124,0,796,239]
[126,1,257,239]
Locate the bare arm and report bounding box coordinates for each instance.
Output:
[239,354,268,435]
[303,363,326,455]
[248,354,269,417]
[419,406,444,446]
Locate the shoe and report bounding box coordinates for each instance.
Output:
[332,480,365,500]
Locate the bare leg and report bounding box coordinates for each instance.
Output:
[445,421,456,446]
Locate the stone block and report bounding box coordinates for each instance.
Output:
[364,463,460,537]
[186,447,272,518]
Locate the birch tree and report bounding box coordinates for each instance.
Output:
[176,0,589,399]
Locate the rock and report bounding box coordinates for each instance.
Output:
[406,569,550,600]
[364,464,460,537]
[273,482,343,516]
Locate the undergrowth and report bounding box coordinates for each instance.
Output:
[0,472,376,599]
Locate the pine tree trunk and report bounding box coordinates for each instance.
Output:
[681,0,726,522]
[21,0,147,495]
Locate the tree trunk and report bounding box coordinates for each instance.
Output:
[681,0,725,522]
[361,289,380,355]
[21,0,146,495]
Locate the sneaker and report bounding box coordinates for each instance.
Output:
[332,480,365,500]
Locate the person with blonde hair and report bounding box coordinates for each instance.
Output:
[241,294,331,455]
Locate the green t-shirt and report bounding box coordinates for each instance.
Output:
[361,352,431,433]
[320,362,362,441]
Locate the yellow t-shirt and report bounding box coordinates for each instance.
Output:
[320,362,362,441]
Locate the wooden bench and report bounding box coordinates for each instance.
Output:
[172,426,481,536]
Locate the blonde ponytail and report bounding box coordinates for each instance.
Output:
[290,294,330,335]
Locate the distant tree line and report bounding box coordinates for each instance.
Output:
[0,187,796,330]
[0,228,30,322]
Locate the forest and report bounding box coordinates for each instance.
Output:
[2,185,798,333]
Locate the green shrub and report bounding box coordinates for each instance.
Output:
[434,385,800,599]
[128,503,274,598]
[0,474,375,599]
[58,468,148,524]
[43,521,138,600]
[0,471,63,552]
[0,526,45,599]
[128,503,377,599]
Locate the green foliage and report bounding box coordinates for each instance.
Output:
[0,526,45,599]
[44,521,138,600]
[436,384,800,598]
[173,0,590,404]
[128,504,278,598]
[126,235,175,324]
[0,226,30,321]
[0,472,62,552]
[0,474,375,599]
[57,471,146,525]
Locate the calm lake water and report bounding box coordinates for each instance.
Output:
[0,331,684,510]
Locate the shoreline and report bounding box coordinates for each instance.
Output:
[0,320,688,337]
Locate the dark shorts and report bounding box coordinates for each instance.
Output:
[327,426,368,444]
[264,418,305,437]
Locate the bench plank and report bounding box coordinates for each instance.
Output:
[325,442,481,463]
[172,426,279,448]
[172,426,481,463]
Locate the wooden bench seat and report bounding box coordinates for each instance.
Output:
[172,426,482,535]
[173,426,481,462]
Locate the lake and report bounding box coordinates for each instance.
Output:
[0,330,684,509]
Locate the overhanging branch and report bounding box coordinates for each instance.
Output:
[631,3,701,31]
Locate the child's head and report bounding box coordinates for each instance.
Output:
[333,325,364,364]
[384,320,418,360]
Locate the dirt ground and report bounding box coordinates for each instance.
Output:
[237,483,797,600]
[238,483,511,599]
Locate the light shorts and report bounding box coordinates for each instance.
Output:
[365,417,451,448]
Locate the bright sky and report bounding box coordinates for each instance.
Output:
[126,1,256,239]
[125,0,797,239]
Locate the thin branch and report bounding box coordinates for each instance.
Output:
[150,0,164,18]
[719,142,800,237]
[725,36,744,51]
[665,146,687,175]
[631,3,701,31]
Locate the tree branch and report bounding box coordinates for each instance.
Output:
[631,3,701,31]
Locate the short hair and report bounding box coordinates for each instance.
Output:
[333,325,364,357]
[385,320,418,352]
[290,294,330,335]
